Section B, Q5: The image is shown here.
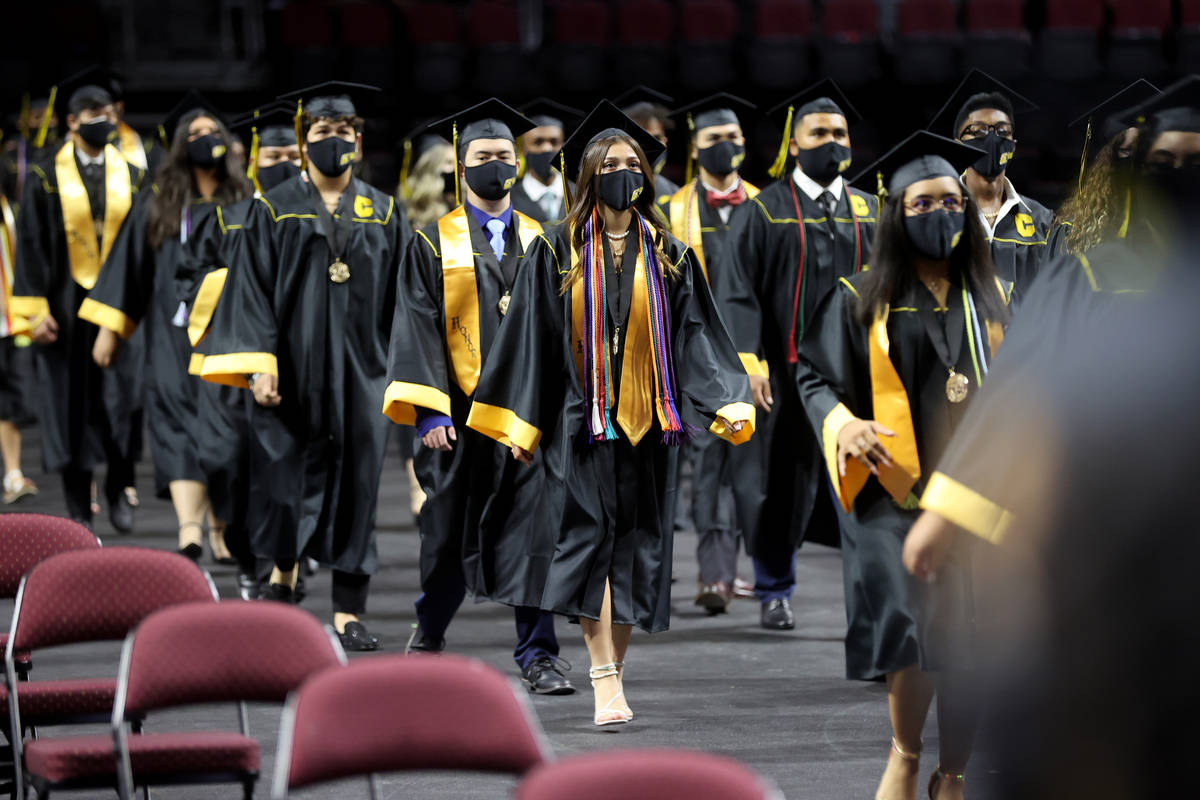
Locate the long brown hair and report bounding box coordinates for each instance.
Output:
[147,110,252,249]
[1054,136,1128,255]
[560,131,674,292]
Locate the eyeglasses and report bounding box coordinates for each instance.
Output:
[960,123,1014,141]
[905,195,965,214]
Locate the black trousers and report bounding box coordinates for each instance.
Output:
[275,558,370,614]
[61,448,135,523]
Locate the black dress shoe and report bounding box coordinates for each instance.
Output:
[109,494,134,534]
[178,543,203,562]
[405,625,445,654]
[761,597,795,630]
[294,575,307,604]
[338,621,380,652]
[521,656,575,695]
[236,572,260,601]
[261,582,295,604]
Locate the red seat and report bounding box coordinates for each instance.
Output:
[755,0,813,38]
[404,1,461,44]
[1185,0,1200,26]
[616,0,674,45]
[339,1,393,47]
[25,732,258,784]
[824,0,880,40]
[275,653,549,795]
[1111,0,1171,32]
[966,0,1024,32]
[1043,0,1104,30]
[0,677,117,720]
[550,0,610,45]
[515,749,782,800]
[467,0,519,44]
[681,0,738,42]
[278,0,334,47]
[898,0,958,35]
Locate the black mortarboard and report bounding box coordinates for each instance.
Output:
[519,98,585,133]
[1068,80,1160,181]
[232,102,297,149]
[1118,74,1200,134]
[59,65,122,114]
[160,90,228,146]
[767,80,860,178]
[928,69,1038,138]
[555,99,668,180]
[851,130,985,198]
[614,85,675,109]
[429,97,535,154]
[278,81,381,120]
[673,92,757,134]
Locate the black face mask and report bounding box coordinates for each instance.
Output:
[442,171,458,197]
[307,136,357,178]
[905,209,966,260]
[256,161,300,192]
[595,168,646,211]
[969,132,1016,179]
[465,160,518,201]
[1140,163,1200,229]
[525,150,557,181]
[697,141,745,177]
[187,133,227,167]
[77,119,116,149]
[795,141,852,186]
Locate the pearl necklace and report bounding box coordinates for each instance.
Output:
[604,229,630,240]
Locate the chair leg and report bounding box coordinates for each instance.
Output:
[243,779,254,800]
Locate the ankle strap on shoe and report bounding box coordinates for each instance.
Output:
[931,767,964,784]
[588,663,620,680]
[891,738,922,761]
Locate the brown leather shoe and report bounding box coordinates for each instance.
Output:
[694,582,732,615]
[732,577,756,599]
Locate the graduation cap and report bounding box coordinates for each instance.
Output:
[519,98,585,133]
[1069,80,1160,193]
[428,98,535,205]
[1118,74,1200,134]
[159,90,229,149]
[551,99,668,211]
[928,69,1038,139]
[766,79,861,178]
[277,80,381,122]
[232,102,297,149]
[58,65,124,113]
[850,130,985,202]
[614,85,675,109]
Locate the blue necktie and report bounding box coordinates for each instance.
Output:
[485,218,506,260]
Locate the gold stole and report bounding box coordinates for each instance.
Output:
[569,244,660,445]
[438,205,542,395]
[0,194,19,335]
[667,180,760,282]
[55,141,132,290]
[116,123,148,169]
[834,308,1005,512]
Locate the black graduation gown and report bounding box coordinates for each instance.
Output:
[795,273,1006,679]
[920,240,1156,545]
[12,147,146,473]
[509,176,573,225]
[200,175,408,574]
[384,208,557,607]
[719,176,878,553]
[1044,219,1071,260]
[83,193,216,496]
[986,192,1054,297]
[467,225,755,633]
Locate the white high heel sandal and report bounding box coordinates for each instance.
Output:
[589,663,631,727]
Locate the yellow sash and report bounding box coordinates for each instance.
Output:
[0,194,21,336]
[116,123,148,170]
[438,205,542,395]
[666,180,760,282]
[55,141,132,290]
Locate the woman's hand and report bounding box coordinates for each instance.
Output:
[903,510,958,583]
[252,374,282,407]
[836,418,895,477]
[717,416,745,436]
[511,445,533,464]
[422,425,456,451]
[749,375,773,413]
[31,314,59,345]
[92,328,119,367]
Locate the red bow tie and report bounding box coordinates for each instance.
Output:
[706,183,747,209]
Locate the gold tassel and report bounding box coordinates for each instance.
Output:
[1117,186,1131,239]
[34,86,56,150]
[768,105,794,179]
[560,151,571,213]
[685,112,695,186]
[875,170,888,211]
[247,110,262,194]
[399,139,413,198]
[294,99,306,172]
[1077,119,1092,197]
[452,121,461,207]
[158,124,167,150]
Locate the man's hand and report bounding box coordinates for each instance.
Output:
[749,374,773,413]
[511,445,533,464]
[903,510,958,583]
[422,425,457,451]
[252,373,282,407]
[31,314,58,345]
[92,328,119,367]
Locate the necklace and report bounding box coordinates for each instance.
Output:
[604,229,629,240]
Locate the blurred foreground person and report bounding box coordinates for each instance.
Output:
[0,186,37,504]
[467,101,754,727]
[795,131,1008,800]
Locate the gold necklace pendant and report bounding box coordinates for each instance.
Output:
[328,259,350,284]
[498,291,511,316]
[945,370,969,403]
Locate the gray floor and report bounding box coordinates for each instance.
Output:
[1,430,953,800]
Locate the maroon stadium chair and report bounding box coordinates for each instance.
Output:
[339,1,398,90]
[515,749,785,800]
[0,514,100,680]
[547,0,611,92]
[614,0,675,88]
[1184,0,1200,71]
[403,0,466,95]
[963,0,1032,81]
[279,0,337,88]
[749,0,813,88]
[1108,0,1172,79]
[3,547,218,796]
[819,0,883,87]
[467,0,528,97]
[678,0,739,91]
[271,653,550,798]
[894,0,962,84]
[1036,0,1104,81]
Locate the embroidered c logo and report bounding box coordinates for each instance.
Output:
[1015,213,1035,238]
[850,195,870,217]
[353,195,374,218]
